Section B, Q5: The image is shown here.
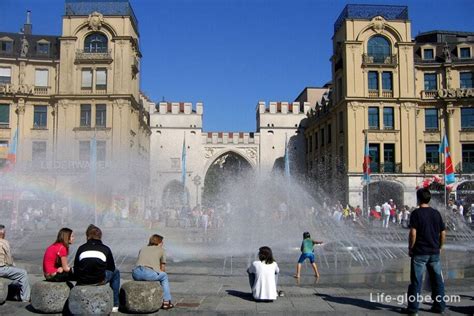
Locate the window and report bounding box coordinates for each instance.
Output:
[0,104,9,126]
[426,145,440,164]
[33,105,47,128]
[383,107,394,130]
[0,40,13,53]
[80,104,91,127]
[35,69,48,87]
[0,67,11,84]
[96,104,106,127]
[79,141,90,161]
[337,77,343,101]
[96,69,107,90]
[424,73,437,91]
[32,141,46,161]
[460,47,471,59]
[368,107,379,129]
[37,42,49,55]
[423,48,434,60]
[382,72,392,91]
[425,109,439,130]
[368,36,391,63]
[368,71,378,90]
[97,141,106,162]
[81,68,92,88]
[462,144,474,172]
[327,124,332,144]
[461,108,474,129]
[84,33,108,53]
[383,144,395,173]
[460,72,473,88]
[369,144,380,173]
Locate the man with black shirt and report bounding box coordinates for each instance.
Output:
[74,224,120,313]
[402,188,446,315]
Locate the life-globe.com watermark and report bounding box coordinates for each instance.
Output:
[370,293,461,305]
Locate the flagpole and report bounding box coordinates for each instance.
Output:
[443,133,447,212]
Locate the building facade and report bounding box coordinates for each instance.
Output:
[0,1,150,217]
[305,5,474,208]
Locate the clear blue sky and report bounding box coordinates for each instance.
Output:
[1,0,474,131]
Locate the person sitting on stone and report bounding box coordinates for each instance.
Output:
[42,227,75,282]
[132,234,173,310]
[73,224,120,313]
[0,224,31,302]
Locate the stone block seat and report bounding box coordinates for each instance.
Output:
[0,278,9,304]
[68,285,113,315]
[31,280,70,313]
[120,281,162,313]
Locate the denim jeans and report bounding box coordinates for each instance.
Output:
[0,266,30,301]
[132,266,172,302]
[407,254,445,312]
[105,269,120,307]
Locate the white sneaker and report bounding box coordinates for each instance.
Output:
[111,306,119,313]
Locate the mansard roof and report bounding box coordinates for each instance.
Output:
[414,30,474,64]
[0,32,60,60]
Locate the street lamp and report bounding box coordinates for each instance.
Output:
[192,175,201,207]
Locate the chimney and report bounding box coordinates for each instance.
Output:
[23,10,32,35]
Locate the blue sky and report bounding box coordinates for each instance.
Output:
[1,0,474,131]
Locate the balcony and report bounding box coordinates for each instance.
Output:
[34,86,50,95]
[421,90,438,99]
[459,162,474,173]
[75,49,112,64]
[80,86,107,95]
[421,162,442,174]
[362,53,398,67]
[370,162,402,174]
[382,90,393,98]
[368,89,378,98]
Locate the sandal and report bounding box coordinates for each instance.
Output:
[161,301,174,310]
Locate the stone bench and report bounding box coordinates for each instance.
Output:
[120,281,162,313]
[68,285,113,315]
[0,278,9,304]
[31,280,70,313]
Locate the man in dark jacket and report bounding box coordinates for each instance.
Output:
[74,224,120,312]
[402,188,446,315]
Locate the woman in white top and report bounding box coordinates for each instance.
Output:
[247,246,280,301]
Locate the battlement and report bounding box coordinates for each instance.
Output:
[203,132,259,145]
[257,101,310,115]
[156,102,203,115]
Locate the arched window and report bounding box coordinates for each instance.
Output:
[84,33,108,53]
[367,36,391,63]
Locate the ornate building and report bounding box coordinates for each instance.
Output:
[0,0,150,216]
[305,5,474,208]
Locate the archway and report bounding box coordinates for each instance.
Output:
[202,151,253,207]
[363,180,404,209]
[456,181,474,205]
[162,180,190,209]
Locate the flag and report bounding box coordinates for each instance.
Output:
[3,128,18,171]
[362,132,371,183]
[439,135,455,184]
[284,133,290,178]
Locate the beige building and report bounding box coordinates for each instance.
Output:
[305,4,474,208]
[0,1,150,215]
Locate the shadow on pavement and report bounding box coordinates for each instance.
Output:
[225,290,255,302]
[315,293,399,312]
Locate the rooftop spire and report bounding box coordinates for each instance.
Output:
[23,10,32,35]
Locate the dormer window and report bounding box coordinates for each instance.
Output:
[460,47,471,59]
[0,39,13,54]
[37,42,50,55]
[84,33,108,53]
[423,48,434,60]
